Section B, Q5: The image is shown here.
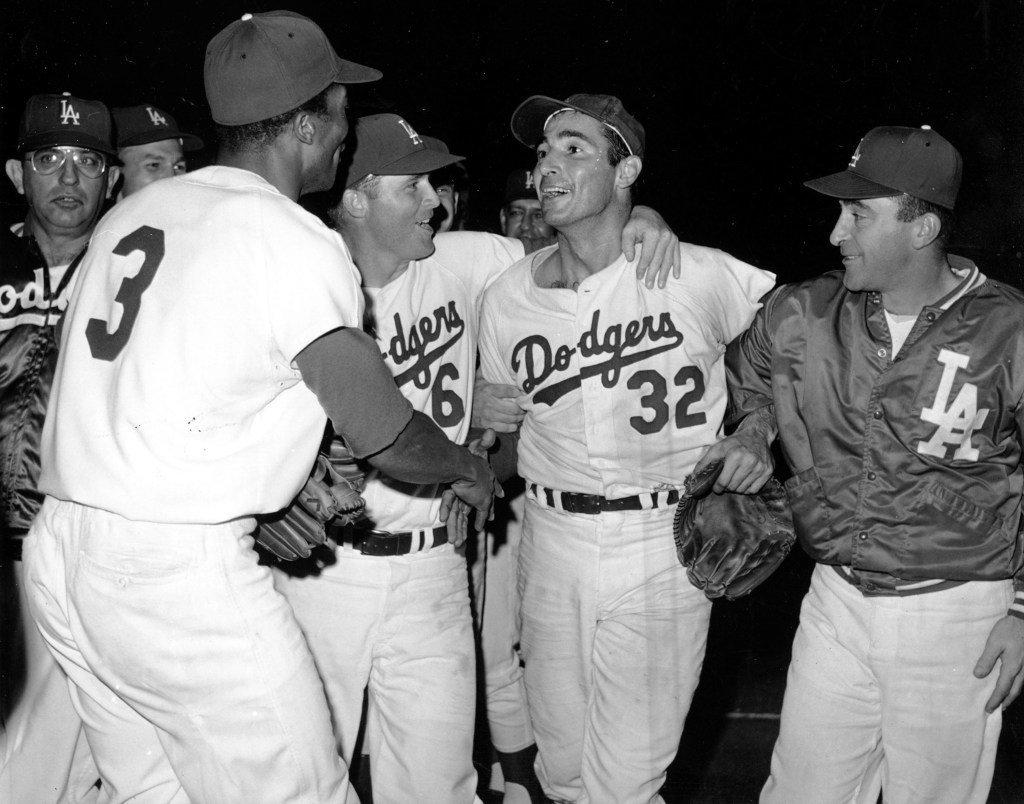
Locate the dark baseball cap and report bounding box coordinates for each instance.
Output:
[204,11,382,126]
[502,169,539,205]
[343,114,464,189]
[17,92,116,157]
[511,93,645,158]
[113,104,204,151]
[804,125,962,210]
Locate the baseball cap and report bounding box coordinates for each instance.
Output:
[342,114,465,189]
[204,10,382,126]
[113,104,204,151]
[502,169,539,205]
[510,93,645,159]
[804,125,962,210]
[16,92,116,157]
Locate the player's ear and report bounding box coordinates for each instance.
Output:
[5,159,25,195]
[292,110,317,146]
[616,155,643,190]
[341,188,368,219]
[105,166,121,200]
[912,211,942,249]
[498,208,507,231]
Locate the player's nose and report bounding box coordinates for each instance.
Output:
[829,213,849,246]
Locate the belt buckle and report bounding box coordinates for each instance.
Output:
[355,528,399,556]
[564,493,600,516]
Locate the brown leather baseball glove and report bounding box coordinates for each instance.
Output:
[673,458,796,600]
[256,446,366,561]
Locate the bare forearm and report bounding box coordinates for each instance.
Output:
[367,411,482,486]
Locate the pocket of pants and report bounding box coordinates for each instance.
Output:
[76,543,198,586]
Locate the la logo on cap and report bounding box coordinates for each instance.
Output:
[60,97,80,126]
[524,170,535,189]
[146,106,168,127]
[397,118,422,145]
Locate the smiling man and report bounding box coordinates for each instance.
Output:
[275,113,516,803]
[712,126,1024,804]
[476,93,774,802]
[0,91,117,804]
[276,111,685,804]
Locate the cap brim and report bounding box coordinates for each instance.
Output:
[804,169,901,200]
[119,132,205,151]
[348,150,465,187]
[18,132,117,158]
[510,95,568,149]
[332,56,382,85]
[503,190,539,205]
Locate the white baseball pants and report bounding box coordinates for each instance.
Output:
[24,497,356,804]
[761,563,1011,804]
[519,499,711,803]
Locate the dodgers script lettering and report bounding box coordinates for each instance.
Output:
[513,310,684,406]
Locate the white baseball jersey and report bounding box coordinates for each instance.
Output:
[359,231,523,532]
[39,166,364,523]
[478,243,775,496]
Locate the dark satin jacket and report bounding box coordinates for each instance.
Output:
[727,259,1024,587]
[0,226,81,535]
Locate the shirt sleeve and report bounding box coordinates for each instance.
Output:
[295,327,413,458]
[725,285,784,426]
[432,231,526,302]
[263,210,364,363]
[696,246,776,344]
[478,282,519,388]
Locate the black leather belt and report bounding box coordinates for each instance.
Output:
[327,524,448,556]
[527,483,679,516]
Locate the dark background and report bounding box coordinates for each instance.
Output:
[3,3,1024,800]
[2,0,1023,287]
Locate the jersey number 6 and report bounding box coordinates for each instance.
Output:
[86,226,165,361]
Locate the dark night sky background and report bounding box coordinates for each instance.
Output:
[2,0,1023,287]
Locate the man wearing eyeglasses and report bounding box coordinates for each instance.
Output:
[0,91,118,804]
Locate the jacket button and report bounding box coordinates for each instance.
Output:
[873,410,883,419]
[859,532,868,540]
[867,472,876,480]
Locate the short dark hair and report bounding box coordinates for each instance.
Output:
[598,122,637,204]
[214,87,332,153]
[895,193,956,248]
[599,124,631,167]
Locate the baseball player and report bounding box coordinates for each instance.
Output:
[422,136,467,234]
[112,103,203,199]
[468,168,554,804]
[499,168,554,243]
[0,92,118,804]
[274,112,683,804]
[712,125,1024,804]
[22,12,496,803]
[476,93,775,802]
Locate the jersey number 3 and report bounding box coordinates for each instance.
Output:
[86,226,165,361]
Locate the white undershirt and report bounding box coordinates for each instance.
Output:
[883,311,917,356]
